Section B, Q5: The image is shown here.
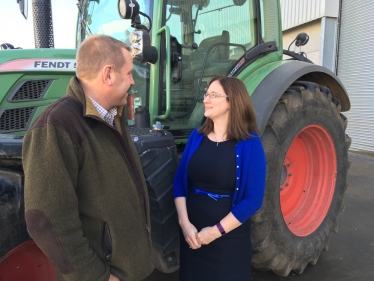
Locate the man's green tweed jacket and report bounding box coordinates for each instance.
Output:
[23,77,154,281]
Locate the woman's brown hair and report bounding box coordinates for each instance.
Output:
[198,76,259,141]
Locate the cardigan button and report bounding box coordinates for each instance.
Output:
[236,188,239,190]
[237,166,239,168]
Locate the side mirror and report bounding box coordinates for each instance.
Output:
[17,0,28,20]
[233,0,246,6]
[1,43,14,50]
[288,32,309,51]
[197,0,210,8]
[295,33,309,47]
[118,0,140,19]
[130,30,158,64]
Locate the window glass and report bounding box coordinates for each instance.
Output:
[260,0,280,44]
[161,0,256,132]
[193,1,254,50]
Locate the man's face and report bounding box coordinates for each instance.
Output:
[111,48,135,107]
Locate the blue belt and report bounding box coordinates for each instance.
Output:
[193,187,233,201]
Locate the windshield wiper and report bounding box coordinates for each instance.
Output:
[199,4,235,15]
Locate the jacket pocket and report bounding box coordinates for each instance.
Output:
[101,222,112,262]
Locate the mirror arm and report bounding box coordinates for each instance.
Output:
[131,15,150,33]
[138,11,152,32]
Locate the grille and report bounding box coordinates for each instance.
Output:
[11,80,49,101]
[0,107,34,132]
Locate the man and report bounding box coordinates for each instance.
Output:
[23,35,154,281]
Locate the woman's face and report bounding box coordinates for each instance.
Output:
[203,80,230,122]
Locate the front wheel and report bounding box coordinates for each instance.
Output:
[251,81,351,276]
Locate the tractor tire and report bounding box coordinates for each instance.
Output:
[251,81,351,276]
[0,169,30,260]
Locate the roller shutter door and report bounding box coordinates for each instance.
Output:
[337,0,374,153]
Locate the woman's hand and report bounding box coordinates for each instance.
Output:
[174,197,201,249]
[108,273,120,281]
[180,221,201,249]
[196,226,221,245]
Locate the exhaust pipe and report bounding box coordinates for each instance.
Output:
[32,0,54,48]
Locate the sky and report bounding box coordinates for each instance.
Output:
[0,0,78,49]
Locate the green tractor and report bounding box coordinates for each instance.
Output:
[0,0,350,279]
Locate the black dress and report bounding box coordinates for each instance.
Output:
[179,136,252,281]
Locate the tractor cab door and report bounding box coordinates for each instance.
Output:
[157,0,258,139]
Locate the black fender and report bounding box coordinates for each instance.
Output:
[251,61,350,135]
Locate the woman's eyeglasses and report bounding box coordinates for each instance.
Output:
[204,92,228,99]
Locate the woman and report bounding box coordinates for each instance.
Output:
[173,76,266,281]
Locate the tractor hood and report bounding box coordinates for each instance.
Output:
[0,49,77,136]
[0,49,76,73]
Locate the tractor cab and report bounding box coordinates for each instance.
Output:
[76,0,281,139]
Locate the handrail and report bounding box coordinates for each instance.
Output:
[154,26,171,120]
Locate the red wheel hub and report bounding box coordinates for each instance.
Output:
[280,125,337,237]
[0,240,57,281]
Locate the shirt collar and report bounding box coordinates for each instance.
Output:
[88,96,117,126]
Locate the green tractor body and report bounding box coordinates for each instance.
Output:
[0,0,351,279]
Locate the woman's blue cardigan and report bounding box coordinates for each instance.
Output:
[173,129,267,223]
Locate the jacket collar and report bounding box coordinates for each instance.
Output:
[67,77,124,121]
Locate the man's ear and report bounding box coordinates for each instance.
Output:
[102,65,116,86]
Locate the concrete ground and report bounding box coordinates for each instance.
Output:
[149,152,374,281]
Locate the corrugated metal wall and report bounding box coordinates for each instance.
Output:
[280,0,325,30]
[337,0,374,152]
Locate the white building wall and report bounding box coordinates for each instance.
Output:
[280,0,339,72]
[280,0,339,31]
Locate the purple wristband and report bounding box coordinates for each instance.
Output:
[216,222,226,236]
